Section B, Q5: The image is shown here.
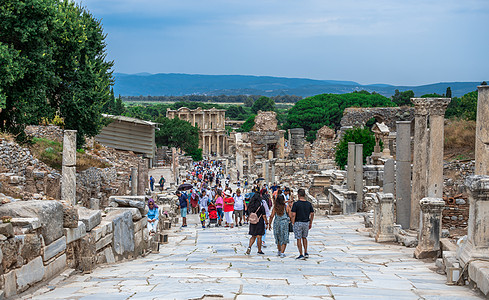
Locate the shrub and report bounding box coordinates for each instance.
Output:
[335,127,376,169]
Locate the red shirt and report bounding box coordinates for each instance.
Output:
[223,197,235,212]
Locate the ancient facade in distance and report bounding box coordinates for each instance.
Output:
[166,107,228,156]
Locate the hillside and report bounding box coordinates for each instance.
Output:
[113,73,481,98]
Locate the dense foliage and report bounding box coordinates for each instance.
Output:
[445,91,478,121]
[155,117,202,161]
[391,90,415,106]
[285,92,395,142]
[335,127,376,169]
[251,96,276,114]
[237,115,256,132]
[0,0,114,147]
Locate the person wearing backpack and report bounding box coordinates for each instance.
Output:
[245,193,268,255]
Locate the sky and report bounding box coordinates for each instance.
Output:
[77,0,489,86]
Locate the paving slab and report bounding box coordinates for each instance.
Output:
[27,214,484,299]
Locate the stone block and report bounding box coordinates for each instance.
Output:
[106,207,142,221]
[10,217,41,232]
[2,270,16,298]
[95,233,113,251]
[21,234,42,262]
[0,223,13,238]
[0,237,22,271]
[92,220,112,242]
[62,204,78,228]
[97,246,115,264]
[64,221,87,244]
[43,253,66,281]
[78,207,101,232]
[15,256,45,292]
[106,210,134,256]
[134,217,148,233]
[43,236,66,262]
[0,200,63,245]
[89,198,100,210]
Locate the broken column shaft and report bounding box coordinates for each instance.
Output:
[61,130,77,206]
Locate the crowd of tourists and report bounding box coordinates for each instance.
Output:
[172,160,315,260]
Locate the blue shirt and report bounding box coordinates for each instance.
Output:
[147,207,159,221]
[179,194,188,208]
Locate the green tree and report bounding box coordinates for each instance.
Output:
[244,97,254,107]
[446,87,452,98]
[155,117,202,161]
[237,115,256,132]
[458,91,478,121]
[226,105,248,120]
[0,0,114,147]
[285,92,395,142]
[391,89,415,106]
[251,96,275,114]
[335,127,376,169]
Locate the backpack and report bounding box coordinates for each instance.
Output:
[248,204,262,225]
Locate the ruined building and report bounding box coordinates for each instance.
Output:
[166,107,228,156]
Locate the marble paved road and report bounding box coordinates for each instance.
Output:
[27,214,483,300]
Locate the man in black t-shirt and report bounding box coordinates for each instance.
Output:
[291,188,314,260]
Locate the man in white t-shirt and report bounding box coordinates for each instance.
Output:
[233,189,246,226]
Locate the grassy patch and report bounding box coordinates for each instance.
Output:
[29,137,111,171]
[444,118,476,160]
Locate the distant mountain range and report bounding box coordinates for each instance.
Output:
[113,73,482,98]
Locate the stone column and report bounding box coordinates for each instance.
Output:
[61,130,77,206]
[427,98,450,197]
[271,161,276,184]
[131,167,137,196]
[217,135,221,156]
[411,98,430,230]
[342,191,357,214]
[193,114,196,127]
[263,160,270,185]
[208,135,212,155]
[414,197,445,259]
[395,121,411,229]
[354,144,363,211]
[383,159,395,194]
[475,86,489,175]
[375,192,396,242]
[458,176,489,265]
[137,161,146,195]
[347,142,355,191]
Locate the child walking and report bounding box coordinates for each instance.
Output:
[200,208,206,228]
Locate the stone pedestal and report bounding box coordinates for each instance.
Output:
[131,168,137,196]
[354,144,363,210]
[383,159,395,194]
[475,86,489,175]
[341,191,357,214]
[414,197,445,259]
[411,98,429,229]
[395,121,411,229]
[375,192,396,242]
[427,98,451,197]
[458,176,489,265]
[347,142,355,191]
[61,130,77,206]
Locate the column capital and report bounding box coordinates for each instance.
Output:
[419,197,445,213]
[466,175,489,201]
[428,98,451,116]
[411,98,430,116]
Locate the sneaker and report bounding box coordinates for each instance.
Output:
[277,251,281,256]
[296,255,305,260]
[245,247,251,255]
[182,225,187,228]
[280,253,286,258]
[262,242,267,248]
[202,226,205,228]
[257,251,265,255]
[304,253,309,258]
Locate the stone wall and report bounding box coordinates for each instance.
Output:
[340,107,414,131]
[25,125,64,144]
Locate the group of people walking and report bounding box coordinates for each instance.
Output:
[174,160,315,259]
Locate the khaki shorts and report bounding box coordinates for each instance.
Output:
[234,210,244,218]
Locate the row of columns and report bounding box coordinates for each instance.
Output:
[201,134,227,156]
